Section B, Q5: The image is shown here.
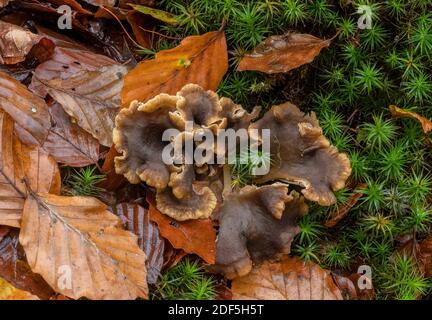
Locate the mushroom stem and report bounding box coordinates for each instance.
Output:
[222,164,232,197]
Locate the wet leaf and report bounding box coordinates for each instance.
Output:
[129,4,179,25]
[148,198,216,264]
[231,256,343,300]
[0,20,40,65]
[112,202,165,284]
[0,229,55,299]
[0,111,61,227]
[32,56,128,146]
[0,277,39,300]
[389,105,432,134]
[122,30,228,106]
[19,193,148,300]
[238,32,330,74]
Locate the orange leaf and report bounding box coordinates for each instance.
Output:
[0,277,39,300]
[238,32,330,74]
[389,105,432,134]
[232,256,343,300]
[121,30,228,106]
[148,197,216,264]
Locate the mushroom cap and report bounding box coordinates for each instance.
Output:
[219,97,261,131]
[250,102,351,206]
[113,94,178,188]
[169,84,226,132]
[156,182,217,221]
[211,184,308,279]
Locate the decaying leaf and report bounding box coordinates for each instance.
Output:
[0,72,99,166]
[419,236,432,277]
[332,272,375,300]
[389,105,432,134]
[112,202,165,284]
[0,277,39,300]
[0,111,61,227]
[231,256,343,300]
[0,71,51,145]
[33,63,127,147]
[0,21,41,64]
[325,183,366,228]
[129,4,179,25]
[212,185,307,279]
[148,198,216,264]
[43,102,100,167]
[0,229,55,299]
[238,32,330,74]
[19,193,148,300]
[121,30,228,106]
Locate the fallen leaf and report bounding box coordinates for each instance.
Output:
[148,198,216,264]
[45,0,93,15]
[325,183,366,228]
[129,4,179,25]
[19,193,148,300]
[43,102,100,167]
[0,71,51,145]
[33,63,128,146]
[126,10,155,49]
[122,30,228,106]
[112,202,165,284]
[0,72,99,166]
[237,32,330,74]
[100,145,126,191]
[389,105,432,134]
[231,256,343,300]
[418,236,432,277]
[0,0,9,8]
[0,229,55,299]
[0,21,40,64]
[332,272,374,300]
[0,277,39,300]
[0,111,61,227]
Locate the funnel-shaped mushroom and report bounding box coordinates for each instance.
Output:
[113,94,178,188]
[250,102,351,206]
[210,184,308,279]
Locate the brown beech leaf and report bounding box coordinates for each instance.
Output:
[112,203,165,284]
[332,272,374,300]
[0,229,55,299]
[0,111,61,227]
[43,102,100,167]
[0,277,40,300]
[33,63,127,147]
[0,71,51,145]
[232,256,343,300]
[325,183,366,228]
[100,146,126,191]
[0,0,9,8]
[148,198,216,264]
[122,30,228,106]
[389,105,432,134]
[0,21,40,65]
[419,237,432,277]
[238,32,330,74]
[19,193,148,300]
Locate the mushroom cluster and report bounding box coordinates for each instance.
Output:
[113,83,351,278]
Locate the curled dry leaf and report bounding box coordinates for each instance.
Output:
[251,102,351,206]
[211,184,307,279]
[237,32,330,74]
[231,256,343,300]
[33,63,127,147]
[332,272,375,300]
[121,30,228,106]
[19,193,148,300]
[148,198,216,264]
[419,236,432,277]
[389,105,432,134]
[112,203,165,284]
[0,229,55,299]
[0,20,40,65]
[0,72,100,166]
[0,277,40,300]
[325,183,366,228]
[0,111,61,228]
